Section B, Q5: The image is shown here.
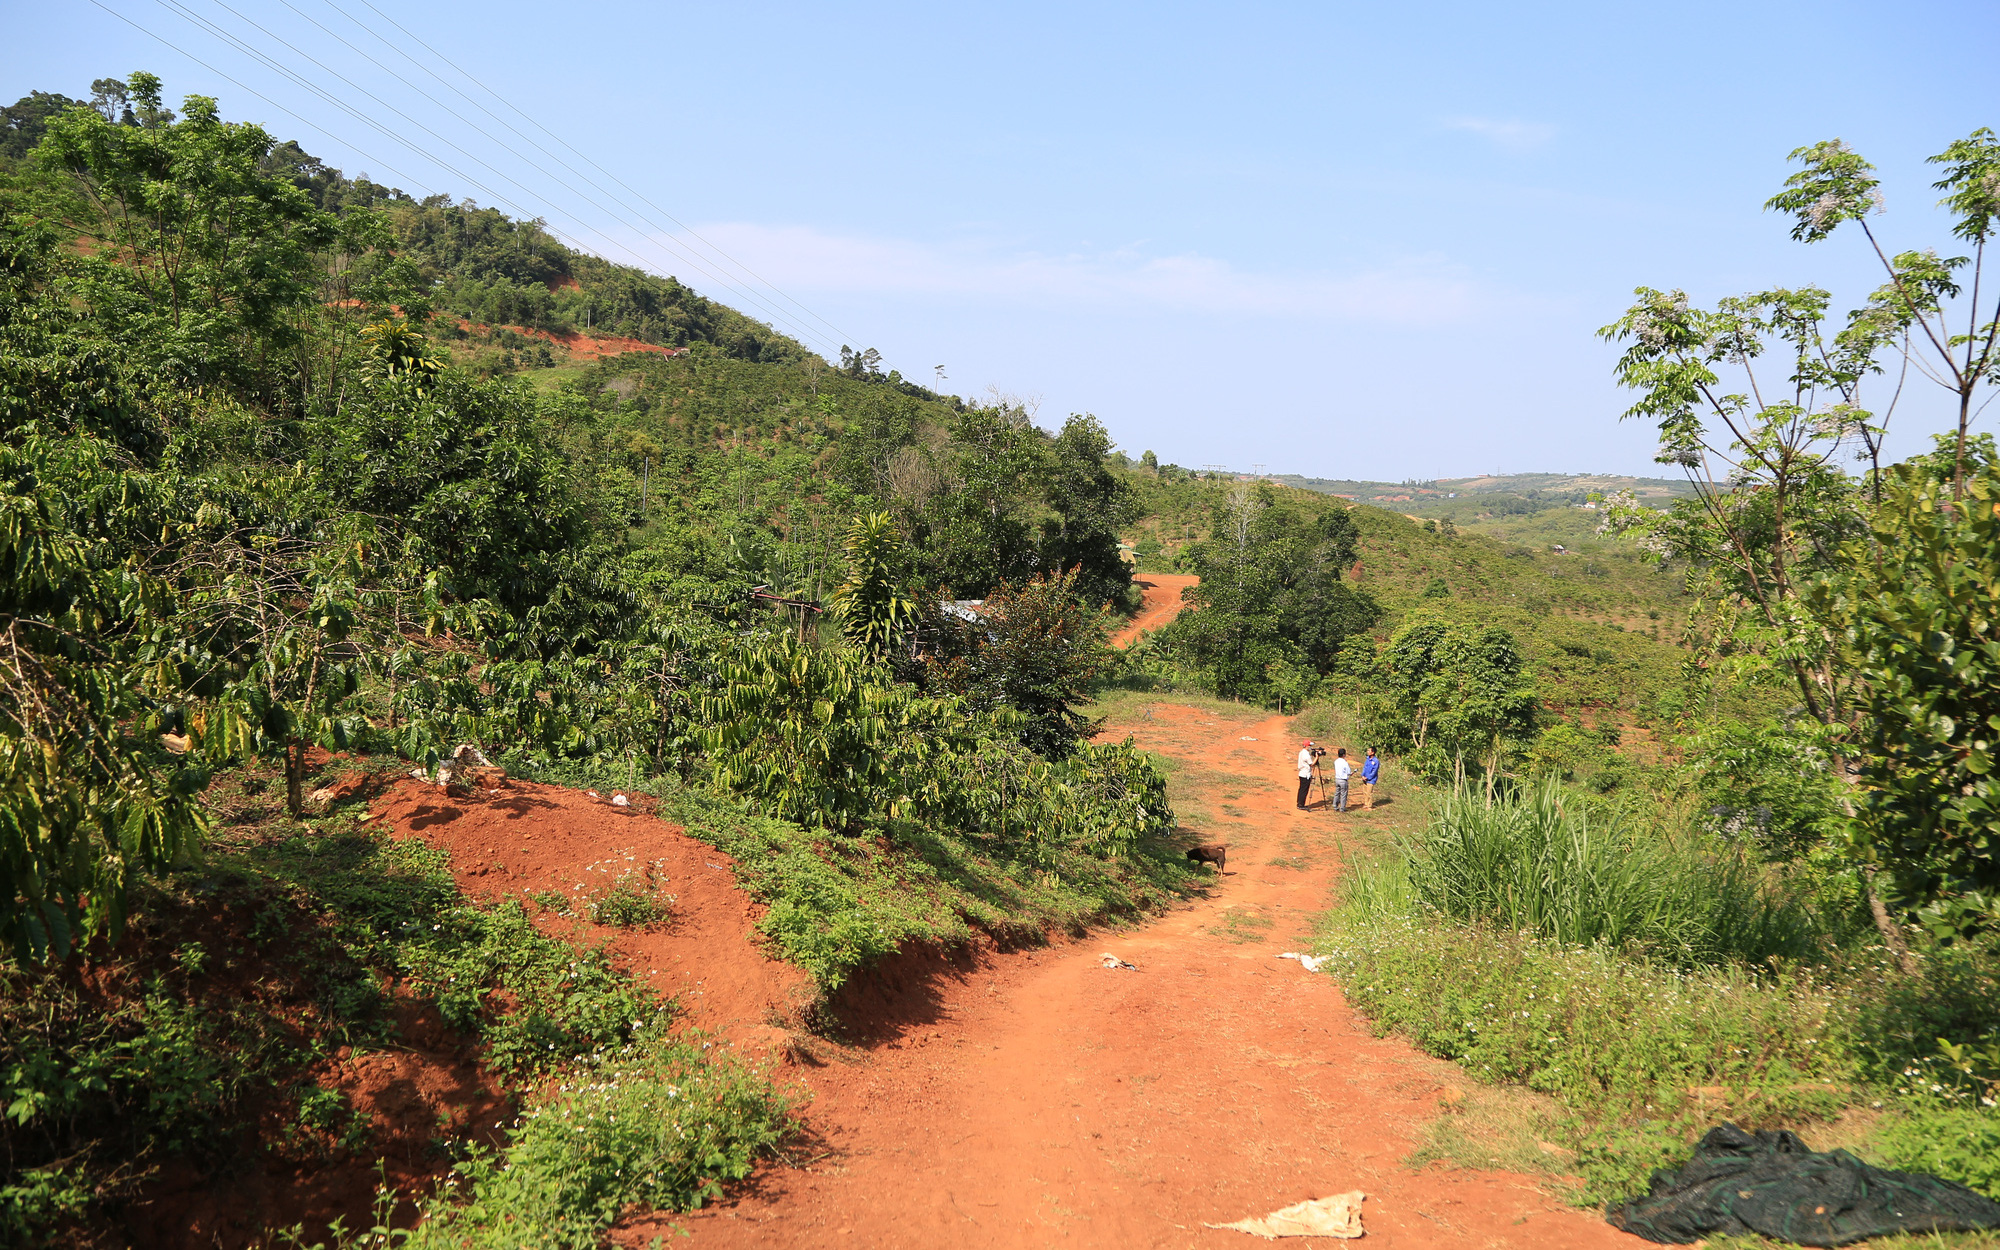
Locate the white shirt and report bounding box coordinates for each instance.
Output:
[1334,757,1352,782]
[1297,749,1314,779]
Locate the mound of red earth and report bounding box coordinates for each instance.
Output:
[366,776,816,1057]
[109,774,812,1249]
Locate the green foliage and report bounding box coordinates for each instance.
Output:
[0,437,207,959]
[1156,481,1381,700]
[1393,784,1829,963]
[401,1039,793,1250]
[1811,457,2000,923]
[257,830,661,1074]
[516,759,1186,992]
[32,75,339,386]
[928,569,1114,758]
[1366,614,1540,787]
[1683,717,1847,862]
[1874,1108,2000,1201]
[1319,908,1853,1128]
[826,512,915,662]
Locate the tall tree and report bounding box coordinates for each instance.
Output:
[1765,130,2000,497]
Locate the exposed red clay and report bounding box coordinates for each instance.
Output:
[1113,574,1200,647]
[367,778,815,1058]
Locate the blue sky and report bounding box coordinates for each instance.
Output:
[8,1,1997,479]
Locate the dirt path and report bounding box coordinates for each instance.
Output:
[1112,574,1199,647]
[646,704,1640,1249]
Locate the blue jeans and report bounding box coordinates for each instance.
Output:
[1334,779,1349,811]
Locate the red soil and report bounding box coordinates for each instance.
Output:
[1112,574,1200,647]
[367,778,816,1056]
[454,317,685,361]
[292,715,1643,1248]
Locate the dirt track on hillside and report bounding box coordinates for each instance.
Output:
[1113,574,1199,647]
[615,704,1640,1249]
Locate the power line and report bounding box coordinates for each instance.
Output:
[159,0,840,354]
[83,0,434,194]
[336,0,860,351]
[276,0,848,355]
[245,0,840,353]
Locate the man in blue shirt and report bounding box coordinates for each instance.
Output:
[1361,747,1381,809]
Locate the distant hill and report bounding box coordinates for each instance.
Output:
[1269,471,1693,510]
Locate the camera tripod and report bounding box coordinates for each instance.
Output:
[1310,754,1333,810]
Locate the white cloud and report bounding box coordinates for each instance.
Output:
[1442,115,1556,152]
[629,223,1513,327]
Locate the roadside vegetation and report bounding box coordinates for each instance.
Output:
[1301,127,2000,1224]
[0,73,1188,1242]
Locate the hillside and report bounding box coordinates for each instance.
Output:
[3,73,1997,1250]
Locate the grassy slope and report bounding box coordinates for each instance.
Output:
[1118,467,1693,720]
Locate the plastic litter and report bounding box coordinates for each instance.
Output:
[1607,1123,2000,1246]
[1207,1191,1365,1239]
[610,794,631,807]
[433,743,493,787]
[1099,953,1136,970]
[1277,951,1326,973]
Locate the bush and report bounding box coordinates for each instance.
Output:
[1319,908,1853,1117]
[404,1037,794,1250]
[511,758,1193,992]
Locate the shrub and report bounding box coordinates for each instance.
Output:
[404,1038,793,1249]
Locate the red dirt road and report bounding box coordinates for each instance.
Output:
[637,705,1640,1250]
[1113,574,1199,647]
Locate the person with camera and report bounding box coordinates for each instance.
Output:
[1296,740,1321,810]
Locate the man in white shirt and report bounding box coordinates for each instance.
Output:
[1296,741,1318,810]
[1332,748,1353,812]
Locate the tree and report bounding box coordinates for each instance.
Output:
[1601,130,2000,955]
[0,91,85,162]
[1809,452,2000,932]
[0,438,205,959]
[32,74,337,389]
[1765,130,2000,497]
[1158,484,1380,700]
[930,569,1112,759]
[838,345,883,378]
[827,512,915,663]
[1370,615,1539,792]
[87,77,131,125]
[1037,414,1138,607]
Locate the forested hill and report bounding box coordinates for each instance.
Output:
[4,79,807,365]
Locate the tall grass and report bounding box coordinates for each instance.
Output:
[1396,783,1831,964]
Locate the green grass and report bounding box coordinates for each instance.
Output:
[389,1038,795,1250]
[1390,784,1833,963]
[1316,820,2000,1211]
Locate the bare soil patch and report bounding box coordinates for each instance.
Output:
[369,777,817,1059]
[1114,574,1199,647]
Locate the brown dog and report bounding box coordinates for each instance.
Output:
[1185,843,1228,873]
